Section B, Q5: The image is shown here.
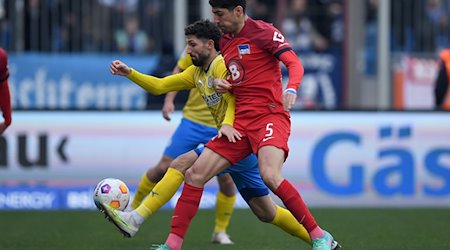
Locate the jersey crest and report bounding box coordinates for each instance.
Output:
[207,76,214,88]
[238,44,251,56]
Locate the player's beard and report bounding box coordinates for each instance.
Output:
[191,52,209,67]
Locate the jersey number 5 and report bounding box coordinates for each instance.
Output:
[273,32,285,43]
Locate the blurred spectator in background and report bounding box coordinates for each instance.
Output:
[139,0,167,53]
[434,48,450,109]
[24,0,48,51]
[62,11,83,52]
[0,48,11,135]
[114,15,149,53]
[0,0,12,51]
[424,0,450,51]
[281,0,328,52]
[324,0,344,50]
[246,0,275,23]
[308,0,343,50]
[365,0,378,76]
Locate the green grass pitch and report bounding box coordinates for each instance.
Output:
[1,208,449,249]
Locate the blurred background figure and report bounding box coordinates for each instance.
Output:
[115,15,149,53]
[434,48,450,109]
[281,0,328,53]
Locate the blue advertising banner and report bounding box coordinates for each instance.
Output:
[1,111,449,209]
[8,53,159,110]
[0,185,249,210]
[9,52,342,110]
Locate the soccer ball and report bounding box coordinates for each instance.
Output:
[93,178,130,211]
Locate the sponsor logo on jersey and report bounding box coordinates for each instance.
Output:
[202,92,222,107]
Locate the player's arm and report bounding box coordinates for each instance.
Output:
[163,51,193,121]
[259,26,304,111]
[217,92,241,142]
[213,60,241,142]
[110,60,195,95]
[0,81,12,135]
[0,48,11,135]
[221,92,235,127]
[162,65,183,121]
[279,50,304,111]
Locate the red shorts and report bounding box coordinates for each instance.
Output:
[206,112,291,164]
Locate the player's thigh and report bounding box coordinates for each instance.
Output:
[164,118,217,158]
[185,147,231,185]
[257,146,285,188]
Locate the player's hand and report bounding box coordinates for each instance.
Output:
[110,60,131,76]
[0,122,7,135]
[162,101,175,121]
[213,78,232,94]
[283,92,297,111]
[218,124,242,143]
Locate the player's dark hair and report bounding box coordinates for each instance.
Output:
[184,19,222,51]
[209,0,246,13]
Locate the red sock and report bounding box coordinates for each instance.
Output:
[274,179,318,232]
[170,183,203,239]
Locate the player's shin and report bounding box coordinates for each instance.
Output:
[131,173,157,209]
[168,183,203,246]
[271,205,311,245]
[214,191,236,233]
[136,168,184,219]
[274,179,321,236]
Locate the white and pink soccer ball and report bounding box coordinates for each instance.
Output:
[93,178,130,211]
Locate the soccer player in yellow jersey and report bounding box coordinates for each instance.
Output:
[131,48,236,244]
[102,19,336,249]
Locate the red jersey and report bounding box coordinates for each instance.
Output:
[219,18,297,119]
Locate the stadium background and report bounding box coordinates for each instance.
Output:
[0,1,450,248]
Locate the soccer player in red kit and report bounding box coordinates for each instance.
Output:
[0,48,12,135]
[155,1,339,250]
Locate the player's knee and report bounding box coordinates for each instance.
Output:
[184,168,199,184]
[184,168,208,186]
[260,172,282,191]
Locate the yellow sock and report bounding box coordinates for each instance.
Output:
[131,174,157,209]
[271,205,311,245]
[213,191,236,233]
[135,168,184,219]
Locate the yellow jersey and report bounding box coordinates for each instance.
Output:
[127,55,235,128]
[177,52,217,127]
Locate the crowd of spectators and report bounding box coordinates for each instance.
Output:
[1,0,448,55]
[0,0,344,54]
[0,0,172,53]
